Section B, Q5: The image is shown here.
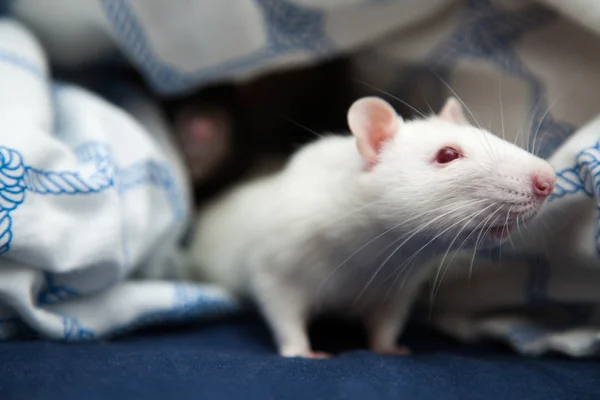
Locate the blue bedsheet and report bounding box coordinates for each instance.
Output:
[2,316,598,400]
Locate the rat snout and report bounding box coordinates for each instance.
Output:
[532,171,556,198]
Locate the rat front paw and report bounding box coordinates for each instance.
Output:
[372,345,411,356]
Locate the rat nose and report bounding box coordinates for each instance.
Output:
[532,173,555,198]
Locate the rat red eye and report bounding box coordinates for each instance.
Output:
[435,147,462,164]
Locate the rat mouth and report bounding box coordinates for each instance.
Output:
[452,207,540,247]
[464,214,535,244]
[457,223,513,245]
[486,211,539,242]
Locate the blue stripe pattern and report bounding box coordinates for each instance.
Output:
[549,142,600,255]
[0,141,184,256]
[0,48,43,78]
[99,0,334,94]
[394,0,575,159]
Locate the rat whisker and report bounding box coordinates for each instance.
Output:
[352,206,480,307]
[430,205,498,305]
[497,206,514,266]
[394,208,486,287]
[278,114,323,139]
[431,203,501,303]
[317,200,486,295]
[429,205,492,307]
[356,199,488,303]
[479,224,496,257]
[388,210,484,304]
[429,204,493,310]
[485,79,504,164]
[364,199,486,278]
[525,108,535,151]
[499,79,506,142]
[376,201,487,276]
[428,68,498,161]
[351,77,427,118]
[430,224,476,308]
[420,89,435,115]
[428,68,482,129]
[531,98,559,156]
[527,100,542,151]
[515,214,526,242]
[505,207,516,250]
[468,205,503,279]
[533,120,555,158]
[516,98,541,150]
[522,217,530,232]
[454,109,494,162]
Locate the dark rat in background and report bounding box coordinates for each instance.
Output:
[188,96,556,358]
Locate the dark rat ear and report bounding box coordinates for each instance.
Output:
[347,97,401,167]
[175,110,231,183]
[438,97,469,125]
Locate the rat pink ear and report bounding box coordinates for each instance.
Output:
[438,97,469,125]
[347,97,401,166]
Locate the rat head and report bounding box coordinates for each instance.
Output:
[348,96,556,244]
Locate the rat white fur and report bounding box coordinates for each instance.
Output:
[188,97,556,358]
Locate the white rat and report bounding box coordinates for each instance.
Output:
[188,96,556,358]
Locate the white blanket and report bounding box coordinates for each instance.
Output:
[0,19,236,340]
[2,0,600,357]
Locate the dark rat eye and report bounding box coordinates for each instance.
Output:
[435,147,462,164]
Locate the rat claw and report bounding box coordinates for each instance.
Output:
[305,351,332,359]
[281,350,332,359]
[372,345,411,356]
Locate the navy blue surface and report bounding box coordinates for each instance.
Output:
[1,315,599,400]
